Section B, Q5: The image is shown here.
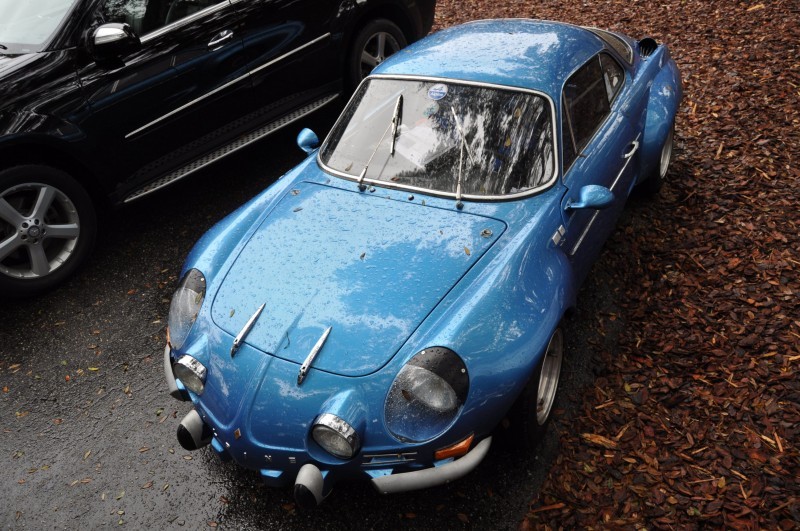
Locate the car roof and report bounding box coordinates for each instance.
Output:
[374,19,607,98]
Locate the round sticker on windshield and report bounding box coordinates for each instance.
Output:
[427,83,448,100]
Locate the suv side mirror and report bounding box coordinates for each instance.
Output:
[88,23,141,61]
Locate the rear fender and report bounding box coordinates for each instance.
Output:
[638,45,682,184]
[0,117,108,207]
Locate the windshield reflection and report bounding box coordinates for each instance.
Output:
[0,0,77,53]
[320,77,555,198]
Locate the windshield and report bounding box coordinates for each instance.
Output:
[0,0,77,54]
[320,77,556,198]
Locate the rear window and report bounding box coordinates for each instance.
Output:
[320,77,556,198]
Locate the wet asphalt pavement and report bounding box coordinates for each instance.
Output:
[0,102,621,529]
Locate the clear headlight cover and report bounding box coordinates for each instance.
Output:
[168,269,206,350]
[385,347,469,443]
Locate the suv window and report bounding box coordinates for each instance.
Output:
[100,0,223,36]
[561,53,624,171]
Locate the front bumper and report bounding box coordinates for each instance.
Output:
[370,436,492,495]
[164,343,492,499]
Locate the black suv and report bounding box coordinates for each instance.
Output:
[0,0,435,297]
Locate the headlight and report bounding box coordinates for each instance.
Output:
[173,355,207,395]
[385,347,469,443]
[312,413,360,459]
[168,269,205,350]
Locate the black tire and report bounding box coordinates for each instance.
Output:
[0,165,97,298]
[635,123,674,196]
[506,327,564,450]
[347,19,407,90]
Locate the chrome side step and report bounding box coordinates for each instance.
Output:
[123,94,339,203]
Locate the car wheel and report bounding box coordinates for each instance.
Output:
[636,122,674,196]
[507,327,564,450]
[0,165,96,297]
[348,19,407,90]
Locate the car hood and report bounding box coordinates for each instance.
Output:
[210,181,506,377]
[0,52,38,79]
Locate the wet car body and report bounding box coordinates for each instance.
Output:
[164,19,681,506]
[0,0,435,296]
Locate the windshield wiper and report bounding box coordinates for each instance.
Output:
[0,44,7,50]
[450,105,471,209]
[389,94,403,155]
[357,94,403,190]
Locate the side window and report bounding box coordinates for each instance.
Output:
[599,53,624,102]
[100,0,222,36]
[561,52,624,171]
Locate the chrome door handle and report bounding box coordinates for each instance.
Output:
[623,140,639,159]
[208,30,234,49]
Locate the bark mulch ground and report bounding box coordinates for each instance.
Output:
[432,1,799,528]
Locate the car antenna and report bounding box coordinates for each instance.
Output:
[358,95,403,191]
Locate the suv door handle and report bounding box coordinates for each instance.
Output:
[208,30,234,50]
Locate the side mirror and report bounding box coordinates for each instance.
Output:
[566,185,614,211]
[297,128,319,154]
[88,23,141,61]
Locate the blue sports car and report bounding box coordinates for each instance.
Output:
[164,19,681,508]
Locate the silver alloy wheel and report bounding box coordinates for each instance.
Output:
[0,182,81,279]
[536,328,564,425]
[359,31,402,79]
[659,125,674,179]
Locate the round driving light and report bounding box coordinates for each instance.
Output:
[173,355,207,395]
[311,413,360,459]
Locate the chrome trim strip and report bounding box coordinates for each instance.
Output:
[249,32,330,77]
[317,74,560,203]
[569,133,641,256]
[297,326,332,385]
[126,74,249,139]
[126,32,332,139]
[140,2,230,43]
[371,436,492,495]
[363,452,418,467]
[231,302,265,357]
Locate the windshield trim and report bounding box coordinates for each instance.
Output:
[317,74,560,202]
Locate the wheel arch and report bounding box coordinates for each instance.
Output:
[339,2,422,80]
[0,139,111,214]
[638,46,682,185]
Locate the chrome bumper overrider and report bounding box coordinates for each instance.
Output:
[371,436,492,495]
[164,344,189,401]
